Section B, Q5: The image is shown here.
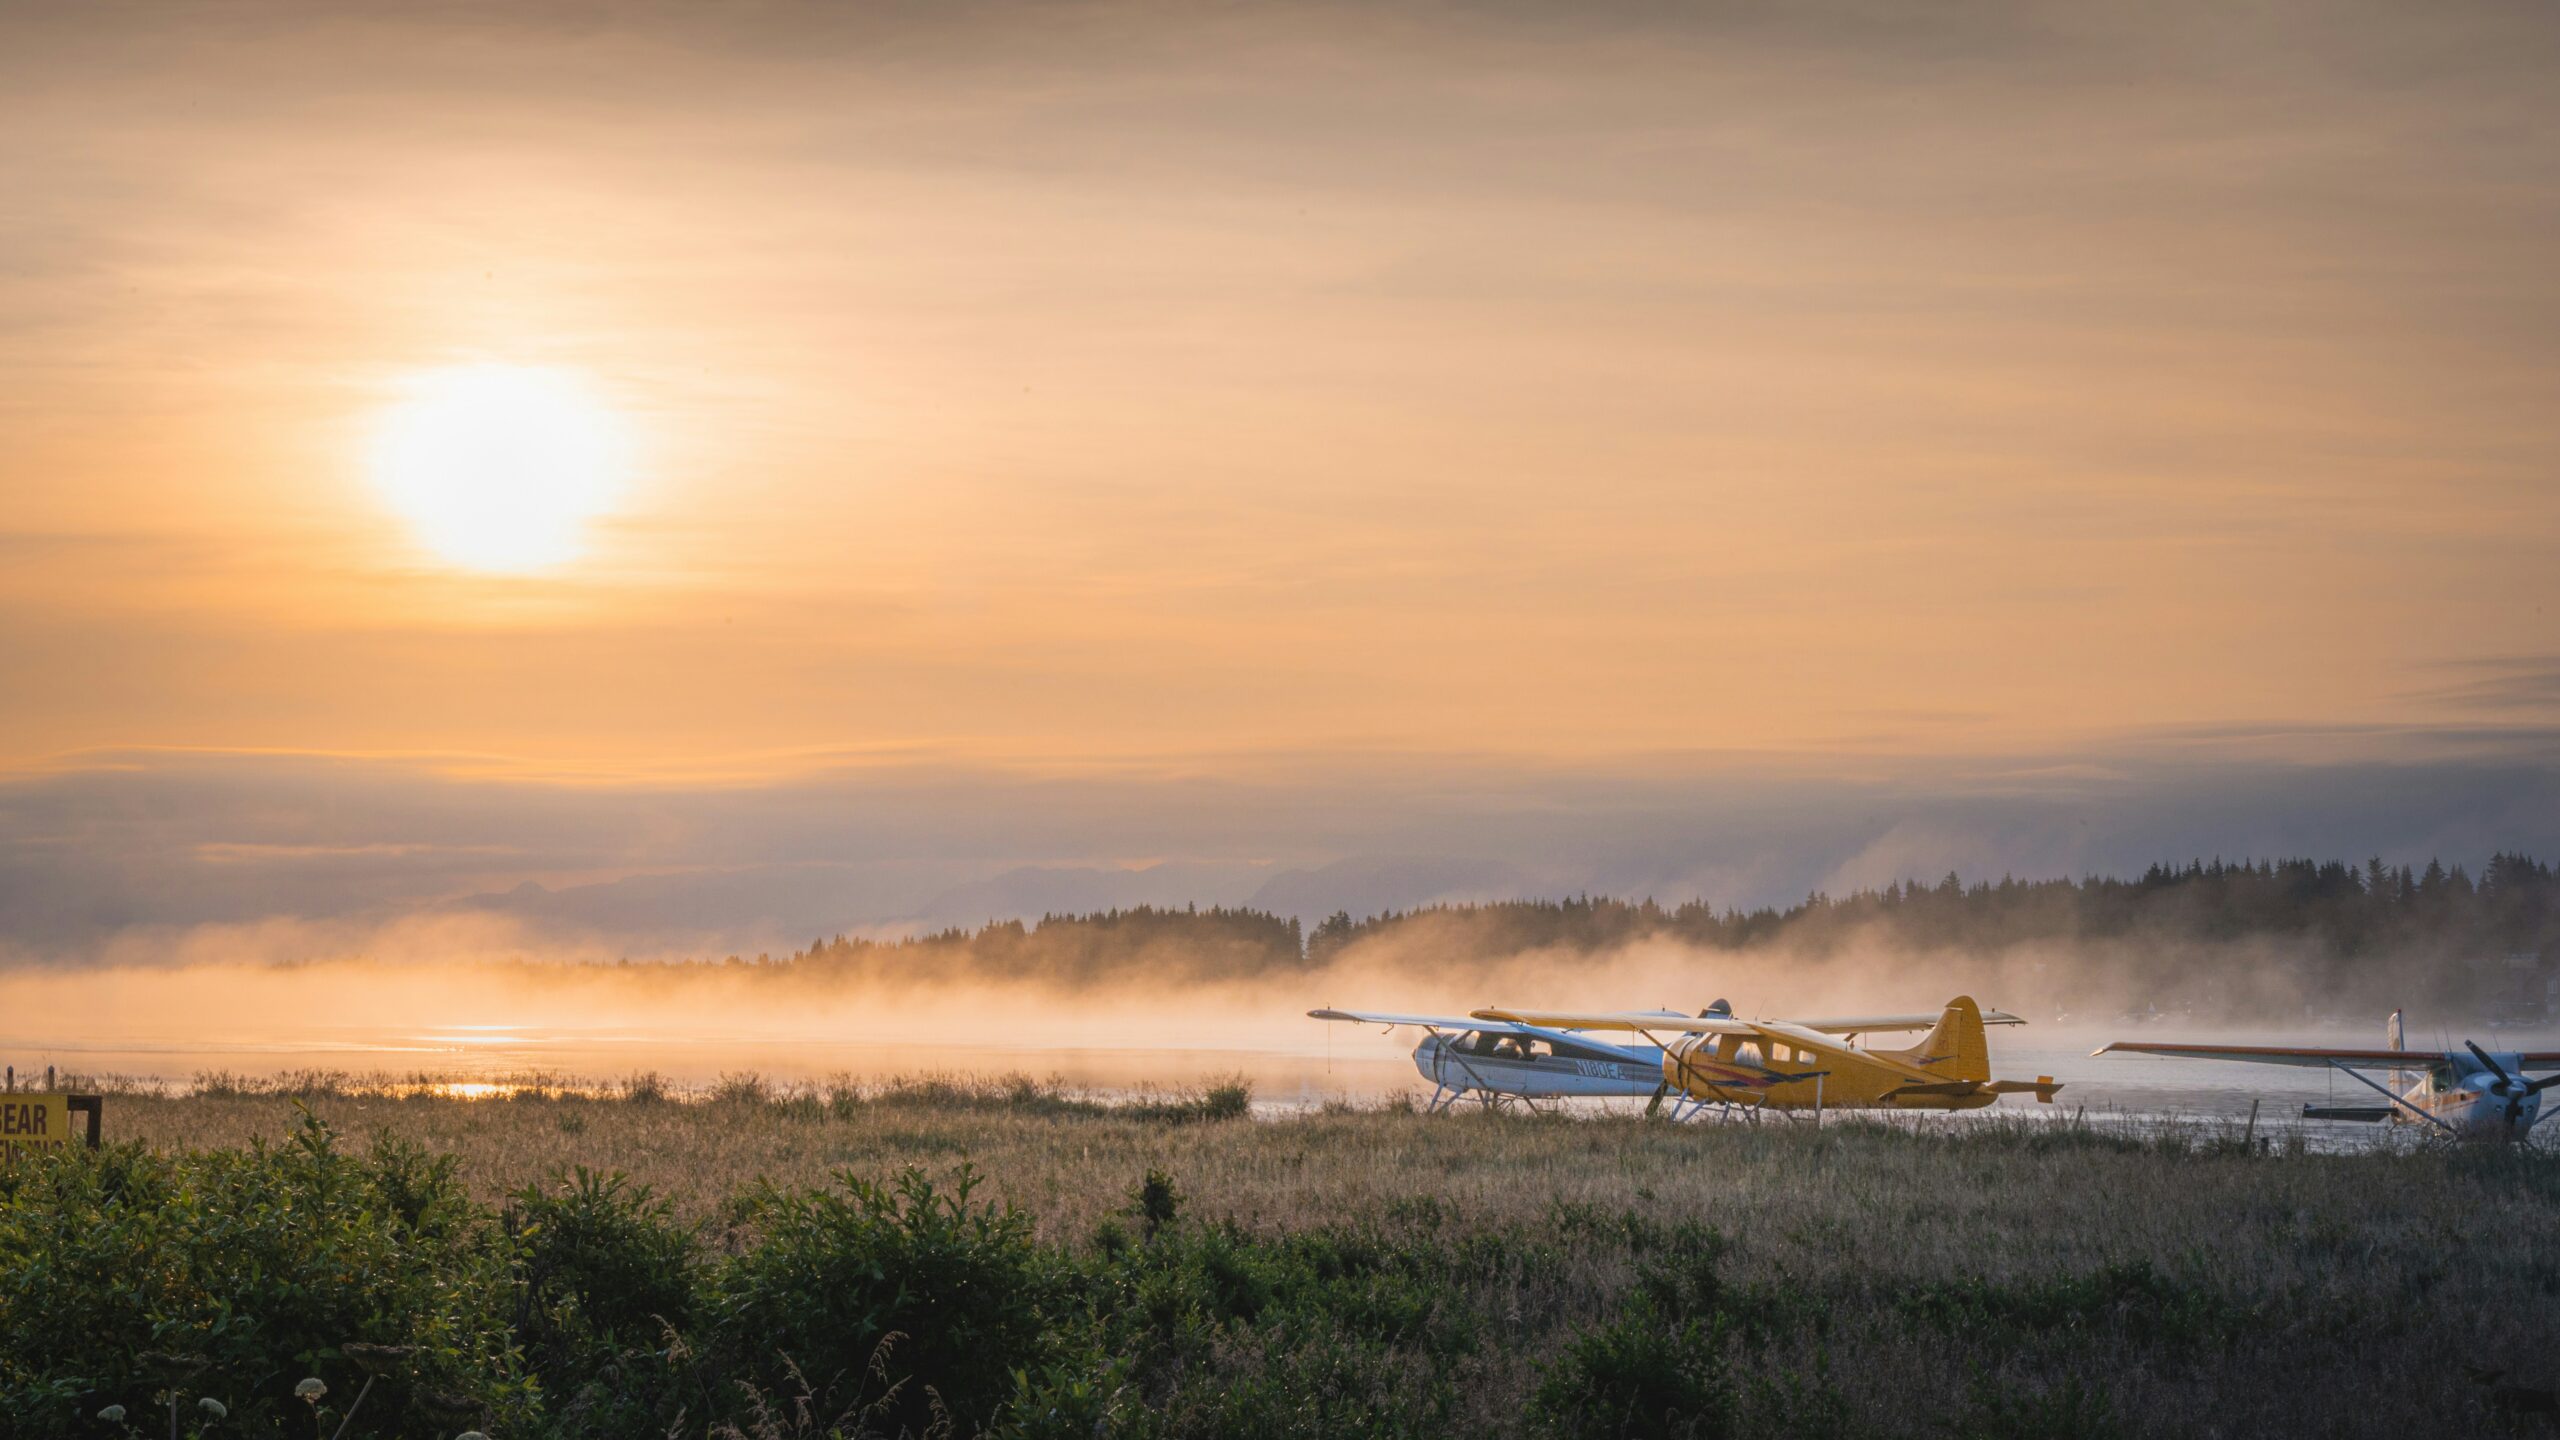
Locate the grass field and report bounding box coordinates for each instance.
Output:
[8,1074,2560,1438]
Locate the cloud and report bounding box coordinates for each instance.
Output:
[2404,656,2560,714]
[3,0,2559,776]
[5,737,2559,964]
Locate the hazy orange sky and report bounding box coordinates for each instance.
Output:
[5,2,2558,954]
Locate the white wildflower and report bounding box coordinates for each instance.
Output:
[97,1404,126,1422]
[294,1377,327,1401]
[198,1396,227,1419]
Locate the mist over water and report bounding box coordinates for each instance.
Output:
[8,926,2547,1144]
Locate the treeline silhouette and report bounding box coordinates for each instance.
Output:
[766,905,1308,986]
[660,854,2560,1014]
[1310,853,2560,964]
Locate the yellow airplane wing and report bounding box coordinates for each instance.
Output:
[1792,1010,2027,1033]
[1473,1007,2023,1035]
[1470,1008,1758,1036]
[1747,1021,1892,1066]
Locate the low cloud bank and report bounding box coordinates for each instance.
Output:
[6,744,2560,959]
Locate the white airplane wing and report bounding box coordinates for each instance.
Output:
[1309,1008,1541,1034]
[2096,1041,2451,1070]
[1471,1008,1759,1035]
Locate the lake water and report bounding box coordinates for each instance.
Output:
[11,1014,2551,1151]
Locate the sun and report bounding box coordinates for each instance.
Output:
[366,363,633,571]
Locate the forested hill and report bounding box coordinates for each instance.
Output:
[705,855,2560,1010]
[1306,854,2560,967]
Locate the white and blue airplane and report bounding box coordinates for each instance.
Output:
[2099,1009,2560,1143]
[1308,1008,1669,1111]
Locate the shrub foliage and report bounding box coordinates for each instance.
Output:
[0,1106,2516,1439]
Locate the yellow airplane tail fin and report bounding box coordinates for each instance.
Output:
[1917,996,1991,1083]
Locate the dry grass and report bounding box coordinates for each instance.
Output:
[69,1073,2560,1437]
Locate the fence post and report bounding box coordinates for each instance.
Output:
[68,1095,103,1149]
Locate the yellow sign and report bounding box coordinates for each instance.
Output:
[0,1094,77,1146]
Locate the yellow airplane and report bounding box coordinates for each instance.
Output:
[1469,996,2059,1118]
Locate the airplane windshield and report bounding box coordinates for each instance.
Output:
[1455,1033,1551,1061]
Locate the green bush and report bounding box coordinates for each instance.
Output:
[1124,1080,1253,1125]
[0,1113,529,1436]
[510,1168,703,1434]
[706,1165,1058,1436]
[1531,1299,1735,1440]
[1132,1168,1183,1239]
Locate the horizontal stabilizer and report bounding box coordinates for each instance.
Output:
[2302,1104,2393,1123]
[1882,1080,1984,1099]
[1985,1076,2063,1103]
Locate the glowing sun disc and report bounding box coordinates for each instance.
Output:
[367,364,632,571]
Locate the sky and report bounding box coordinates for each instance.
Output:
[4,1,2558,960]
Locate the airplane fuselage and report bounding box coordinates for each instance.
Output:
[1663,1031,2002,1111]
[1656,997,2051,1113]
[1411,1033,1663,1100]
[2388,1059,2544,1141]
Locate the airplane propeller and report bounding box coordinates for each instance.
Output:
[2467,1040,2512,1088]
[2465,1041,2560,1127]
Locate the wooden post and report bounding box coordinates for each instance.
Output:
[2243,1097,2259,1149]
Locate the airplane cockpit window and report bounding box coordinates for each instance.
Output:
[1735,1042,1763,1068]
